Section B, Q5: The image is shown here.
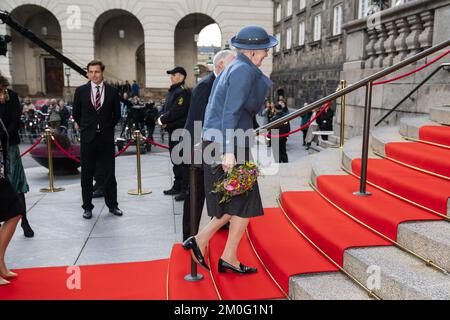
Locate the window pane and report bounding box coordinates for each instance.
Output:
[287,0,293,16]
[299,0,306,10]
[275,33,281,52]
[299,21,305,45]
[276,3,281,22]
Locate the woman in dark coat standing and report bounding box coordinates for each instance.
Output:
[0,116,23,285]
[0,73,34,237]
[183,25,278,274]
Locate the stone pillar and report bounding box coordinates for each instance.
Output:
[405,14,423,58]
[418,11,434,50]
[373,24,388,68]
[392,18,410,65]
[382,21,399,68]
[365,28,378,69]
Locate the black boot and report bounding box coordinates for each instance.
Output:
[21,216,34,238]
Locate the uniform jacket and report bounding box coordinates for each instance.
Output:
[202,53,273,153]
[72,81,121,143]
[184,72,216,148]
[160,82,191,134]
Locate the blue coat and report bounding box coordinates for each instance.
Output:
[202,53,272,153]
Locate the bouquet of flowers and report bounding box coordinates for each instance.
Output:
[212,161,260,204]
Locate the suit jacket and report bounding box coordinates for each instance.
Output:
[184,72,216,148]
[72,82,121,143]
[202,53,273,153]
[0,89,22,146]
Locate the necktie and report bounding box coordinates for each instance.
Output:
[95,85,101,110]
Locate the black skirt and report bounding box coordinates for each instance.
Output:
[0,178,24,223]
[203,141,264,219]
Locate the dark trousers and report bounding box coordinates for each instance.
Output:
[182,165,205,241]
[273,138,288,163]
[80,134,118,210]
[169,136,188,192]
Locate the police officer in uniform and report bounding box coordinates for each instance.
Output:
[159,66,191,200]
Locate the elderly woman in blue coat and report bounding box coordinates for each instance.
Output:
[183,25,278,274]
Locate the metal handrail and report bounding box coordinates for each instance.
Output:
[375,62,450,127]
[256,38,450,195]
[256,39,450,133]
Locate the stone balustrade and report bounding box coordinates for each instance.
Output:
[343,0,448,70]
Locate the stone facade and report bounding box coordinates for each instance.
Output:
[341,0,450,138]
[271,0,353,108]
[0,0,273,99]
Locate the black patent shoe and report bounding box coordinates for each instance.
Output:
[163,187,181,195]
[21,219,35,238]
[83,209,93,220]
[109,207,123,216]
[182,236,210,271]
[218,259,257,274]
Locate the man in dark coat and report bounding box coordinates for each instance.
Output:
[72,60,123,219]
[159,66,191,201]
[181,50,236,241]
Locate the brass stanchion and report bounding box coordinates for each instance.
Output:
[339,79,347,148]
[128,130,152,196]
[40,128,65,193]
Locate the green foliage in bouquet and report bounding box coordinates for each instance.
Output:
[212,161,260,204]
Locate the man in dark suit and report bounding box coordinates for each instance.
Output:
[73,60,123,219]
[181,50,235,241]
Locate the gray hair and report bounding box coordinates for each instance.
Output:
[213,49,236,67]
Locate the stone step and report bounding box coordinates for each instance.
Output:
[430,105,450,125]
[371,126,409,157]
[289,272,371,300]
[344,246,450,300]
[258,154,373,300]
[315,145,450,277]
[399,116,442,140]
[342,135,380,173]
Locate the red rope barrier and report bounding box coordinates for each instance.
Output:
[51,136,81,163]
[373,49,450,86]
[20,135,44,158]
[262,100,333,139]
[115,140,133,157]
[144,137,170,149]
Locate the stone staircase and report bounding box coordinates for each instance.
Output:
[258,104,450,300]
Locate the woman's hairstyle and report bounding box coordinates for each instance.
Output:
[0,72,10,88]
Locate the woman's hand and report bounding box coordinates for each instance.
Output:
[222,153,236,173]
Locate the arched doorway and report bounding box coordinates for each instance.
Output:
[94,10,145,91]
[9,5,63,97]
[174,14,222,87]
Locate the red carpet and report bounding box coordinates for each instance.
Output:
[167,244,218,300]
[208,229,285,300]
[385,142,450,178]
[317,175,443,240]
[0,260,168,300]
[281,192,390,266]
[247,208,338,293]
[419,125,450,147]
[352,158,450,215]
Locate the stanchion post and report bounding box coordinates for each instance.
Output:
[354,82,373,197]
[184,164,204,282]
[40,128,64,193]
[339,79,347,148]
[128,130,152,196]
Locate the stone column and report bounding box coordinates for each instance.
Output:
[365,28,378,68]
[405,14,423,58]
[382,21,399,67]
[392,18,410,65]
[373,24,388,68]
[418,11,434,51]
